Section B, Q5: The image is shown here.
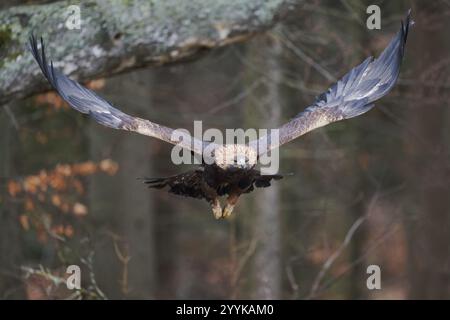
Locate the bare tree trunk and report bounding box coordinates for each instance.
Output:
[404,4,450,298]
[345,4,369,299]
[0,0,299,105]
[89,69,155,299]
[0,105,24,299]
[252,31,283,299]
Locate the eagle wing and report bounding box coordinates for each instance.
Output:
[29,35,206,155]
[251,11,412,155]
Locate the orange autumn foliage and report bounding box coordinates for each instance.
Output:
[34,79,104,112]
[9,159,119,240]
[9,159,118,198]
[35,92,67,110]
[86,78,105,90]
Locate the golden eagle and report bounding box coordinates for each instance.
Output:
[29,12,412,219]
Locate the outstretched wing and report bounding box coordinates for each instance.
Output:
[252,11,413,155]
[29,35,205,155]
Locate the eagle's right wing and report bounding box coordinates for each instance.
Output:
[251,10,413,155]
[29,35,206,155]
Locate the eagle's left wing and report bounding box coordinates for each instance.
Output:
[29,35,206,155]
[251,10,413,155]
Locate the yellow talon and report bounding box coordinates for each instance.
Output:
[222,204,235,219]
[211,199,222,219]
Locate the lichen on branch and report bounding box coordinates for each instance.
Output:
[0,0,299,105]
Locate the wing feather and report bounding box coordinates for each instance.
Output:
[29,35,205,154]
[251,10,413,154]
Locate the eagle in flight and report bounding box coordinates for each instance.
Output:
[29,12,412,219]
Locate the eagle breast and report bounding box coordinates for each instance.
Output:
[214,144,257,169]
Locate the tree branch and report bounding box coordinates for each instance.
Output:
[0,0,299,105]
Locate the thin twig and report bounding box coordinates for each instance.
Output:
[2,104,19,130]
[339,0,366,27]
[232,237,258,287]
[81,251,107,300]
[207,79,263,115]
[316,223,399,296]
[277,31,337,83]
[113,240,131,296]
[308,215,366,298]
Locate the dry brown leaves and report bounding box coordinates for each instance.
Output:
[8,159,118,242]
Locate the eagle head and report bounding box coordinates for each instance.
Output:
[214,144,257,170]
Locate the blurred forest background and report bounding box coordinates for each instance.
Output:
[0,0,449,299]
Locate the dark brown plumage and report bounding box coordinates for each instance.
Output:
[142,165,282,218]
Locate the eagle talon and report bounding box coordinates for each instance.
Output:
[211,199,222,220]
[222,204,235,219]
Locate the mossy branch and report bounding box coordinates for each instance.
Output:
[0,0,299,105]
